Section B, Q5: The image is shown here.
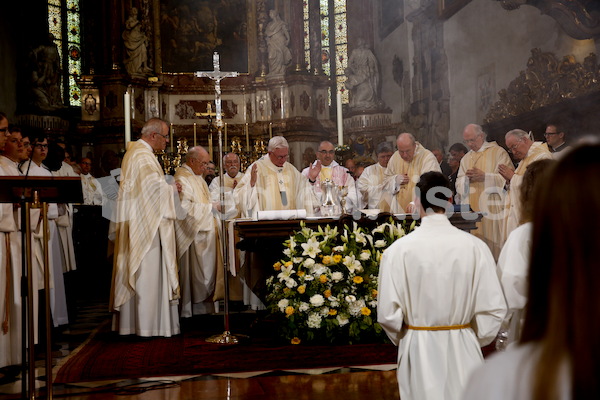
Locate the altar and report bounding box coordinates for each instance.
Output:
[229,211,483,301]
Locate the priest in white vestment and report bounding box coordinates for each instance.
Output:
[456,124,513,259]
[384,133,441,213]
[377,171,506,400]
[499,129,552,239]
[233,135,316,218]
[301,140,357,216]
[110,118,182,337]
[175,146,225,317]
[356,141,394,210]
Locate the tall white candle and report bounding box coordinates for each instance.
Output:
[224,123,228,152]
[269,122,272,139]
[124,90,131,146]
[336,90,343,146]
[193,123,197,147]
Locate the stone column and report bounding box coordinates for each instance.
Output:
[308,0,322,75]
[289,0,305,72]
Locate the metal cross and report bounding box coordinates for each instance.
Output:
[195,52,239,129]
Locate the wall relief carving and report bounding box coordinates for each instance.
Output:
[484,48,600,124]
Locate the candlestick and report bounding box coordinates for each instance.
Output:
[193,123,197,147]
[124,89,131,146]
[245,123,250,152]
[224,123,228,152]
[336,90,343,146]
[170,123,174,153]
[269,122,272,139]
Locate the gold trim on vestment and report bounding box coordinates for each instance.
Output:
[406,323,471,331]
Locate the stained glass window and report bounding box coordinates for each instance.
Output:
[47,0,82,107]
[303,1,348,105]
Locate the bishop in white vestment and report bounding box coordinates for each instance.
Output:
[356,141,394,210]
[377,171,506,400]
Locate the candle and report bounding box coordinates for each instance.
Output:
[209,132,213,160]
[269,122,272,139]
[245,123,250,152]
[207,102,212,114]
[224,123,228,152]
[336,90,343,146]
[193,123,197,147]
[170,123,174,153]
[124,90,131,146]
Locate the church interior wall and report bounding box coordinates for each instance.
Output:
[443,0,597,146]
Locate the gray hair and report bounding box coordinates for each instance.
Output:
[470,124,488,141]
[223,152,240,163]
[141,118,167,138]
[185,146,208,163]
[268,135,289,152]
[397,132,416,145]
[376,141,394,155]
[506,129,531,141]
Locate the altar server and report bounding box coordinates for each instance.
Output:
[377,171,506,400]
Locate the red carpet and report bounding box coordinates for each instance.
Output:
[54,314,397,383]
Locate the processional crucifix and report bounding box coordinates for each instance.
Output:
[195,52,241,344]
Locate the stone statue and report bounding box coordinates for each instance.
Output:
[345,39,381,110]
[29,33,63,111]
[122,7,150,76]
[265,10,292,76]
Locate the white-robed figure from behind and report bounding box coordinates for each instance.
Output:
[301,140,357,215]
[233,135,316,218]
[110,118,182,337]
[377,171,506,400]
[495,159,554,347]
[384,133,441,214]
[463,144,600,400]
[175,146,228,317]
[356,141,394,210]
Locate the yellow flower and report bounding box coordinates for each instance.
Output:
[285,306,295,316]
[332,254,342,263]
[291,337,301,345]
[298,285,306,294]
[273,261,282,271]
[323,289,332,298]
[372,289,378,298]
[329,309,337,316]
[322,255,332,265]
[361,307,371,316]
[285,261,293,267]
[353,276,364,284]
[297,270,305,277]
[319,274,328,283]
[283,287,290,294]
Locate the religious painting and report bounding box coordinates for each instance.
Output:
[159,0,248,73]
[438,0,472,19]
[379,0,404,39]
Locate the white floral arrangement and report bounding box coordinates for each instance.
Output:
[265,219,416,345]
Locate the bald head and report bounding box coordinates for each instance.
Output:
[396,133,417,162]
[186,146,210,175]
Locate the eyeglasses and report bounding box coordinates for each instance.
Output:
[318,150,335,155]
[155,131,169,139]
[507,138,523,154]
[544,132,557,136]
[34,144,48,149]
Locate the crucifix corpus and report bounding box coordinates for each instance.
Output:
[195,52,241,345]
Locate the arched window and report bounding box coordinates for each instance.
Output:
[47,0,82,107]
[304,0,348,104]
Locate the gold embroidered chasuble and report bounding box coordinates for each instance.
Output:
[456,141,513,258]
[385,143,441,213]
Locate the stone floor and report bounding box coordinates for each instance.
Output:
[0,300,400,400]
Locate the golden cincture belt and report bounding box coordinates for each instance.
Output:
[406,323,471,331]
